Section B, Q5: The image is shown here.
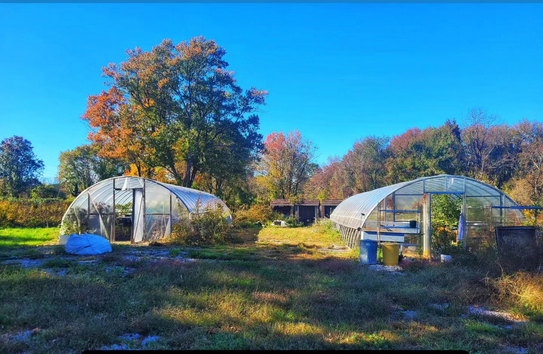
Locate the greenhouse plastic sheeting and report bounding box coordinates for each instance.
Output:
[60,176,231,243]
[331,174,523,230]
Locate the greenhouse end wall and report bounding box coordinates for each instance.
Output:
[330,175,525,253]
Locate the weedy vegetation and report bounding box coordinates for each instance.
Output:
[0,224,542,353]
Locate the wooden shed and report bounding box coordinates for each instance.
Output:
[270,199,293,219]
[320,199,342,219]
[270,198,343,225]
[295,200,319,225]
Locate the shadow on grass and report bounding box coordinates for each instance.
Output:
[0,230,542,353]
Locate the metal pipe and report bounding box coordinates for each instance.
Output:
[112,178,116,242]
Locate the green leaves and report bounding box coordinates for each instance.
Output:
[0,136,44,198]
[84,37,266,188]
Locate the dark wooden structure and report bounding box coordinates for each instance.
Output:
[270,199,342,225]
[320,199,342,219]
[270,199,294,219]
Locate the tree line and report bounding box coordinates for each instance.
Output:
[0,37,541,216]
[302,112,543,209]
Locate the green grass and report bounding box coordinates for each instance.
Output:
[0,226,542,353]
[257,222,343,248]
[0,227,58,249]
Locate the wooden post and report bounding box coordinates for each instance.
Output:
[423,194,431,258]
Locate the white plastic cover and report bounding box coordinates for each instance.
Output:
[60,176,232,243]
[65,233,113,255]
[331,174,523,230]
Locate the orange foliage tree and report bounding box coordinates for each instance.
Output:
[258,130,317,202]
[83,37,266,188]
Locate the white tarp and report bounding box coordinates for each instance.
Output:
[65,233,112,255]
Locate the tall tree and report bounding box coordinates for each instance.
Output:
[83,37,266,188]
[386,120,463,183]
[460,108,518,186]
[58,145,126,197]
[304,156,345,200]
[0,136,44,197]
[258,130,317,201]
[509,120,543,206]
[342,136,390,194]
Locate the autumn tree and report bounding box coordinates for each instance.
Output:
[508,120,543,206]
[0,136,44,197]
[258,130,317,201]
[83,37,266,188]
[58,145,126,197]
[386,120,463,183]
[460,108,519,186]
[341,136,390,194]
[303,156,345,200]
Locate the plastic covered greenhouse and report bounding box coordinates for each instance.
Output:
[60,176,231,243]
[330,174,525,254]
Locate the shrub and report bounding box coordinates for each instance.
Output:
[171,205,232,246]
[311,218,339,237]
[284,215,303,228]
[232,204,281,228]
[431,227,458,256]
[492,272,543,320]
[0,198,69,228]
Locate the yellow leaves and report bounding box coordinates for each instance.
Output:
[142,98,155,108]
[158,78,169,89]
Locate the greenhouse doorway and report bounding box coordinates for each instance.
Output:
[113,187,144,243]
[428,193,463,255]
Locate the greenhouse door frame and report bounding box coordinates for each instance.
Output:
[421,192,466,257]
[112,178,146,243]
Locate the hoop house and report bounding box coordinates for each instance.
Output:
[60,176,231,243]
[330,174,524,253]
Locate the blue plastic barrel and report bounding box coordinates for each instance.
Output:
[360,239,378,265]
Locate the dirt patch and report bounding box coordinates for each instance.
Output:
[367,264,404,275]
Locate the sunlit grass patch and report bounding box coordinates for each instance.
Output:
[464,319,504,335]
[493,272,543,321]
[257,224,342,248]
[0,225,542,352]
[0,227,59,249]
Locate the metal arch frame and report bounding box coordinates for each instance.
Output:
[60,176,231,242]
[331,174,523,252]
[331,174,521,231]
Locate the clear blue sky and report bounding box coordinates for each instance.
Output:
[1,4,542,179]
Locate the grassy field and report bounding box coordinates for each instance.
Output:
[0,225,542,353]
[0,227,58,249]
[257,223,344,248]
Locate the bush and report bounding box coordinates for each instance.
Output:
[431,227,458,256]
[0,198,69,228]
[311,218,339,237]
[492,272,543,320]
[171,205,232,246]
[284,215,303,228]
[232,204,281,228]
